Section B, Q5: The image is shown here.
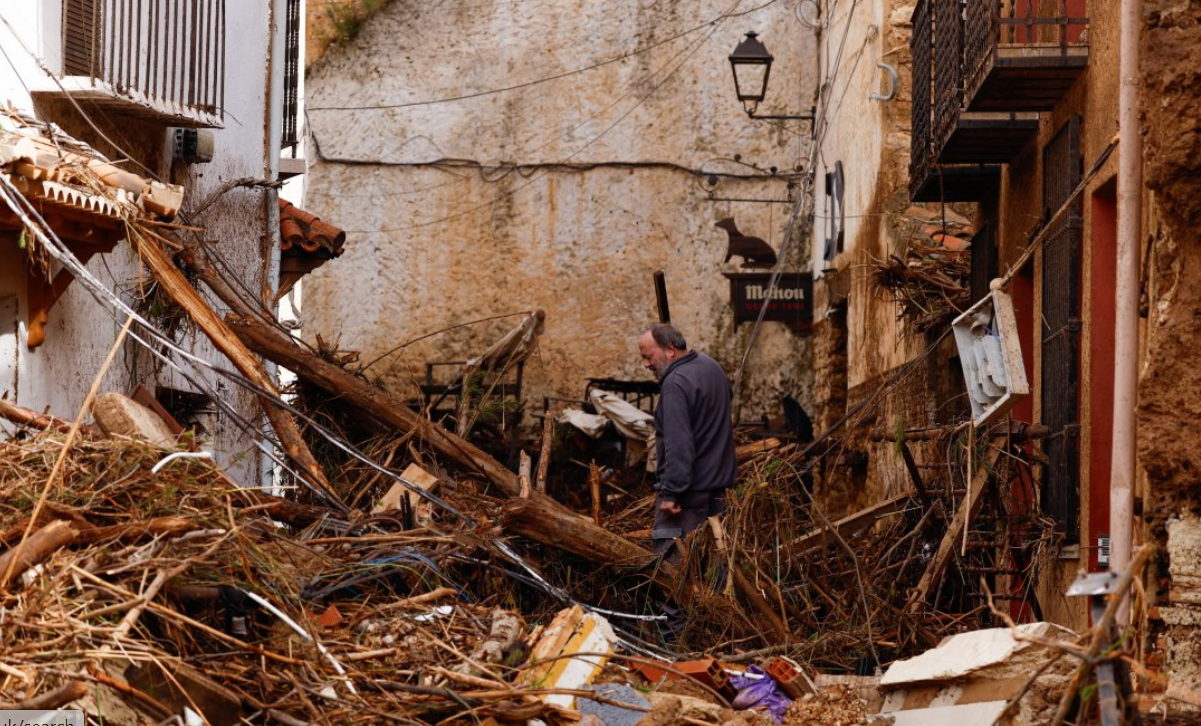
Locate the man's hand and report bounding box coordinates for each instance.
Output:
[658,499,682,515]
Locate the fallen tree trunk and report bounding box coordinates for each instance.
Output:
[0,519,77,589]
[503,497,790,641]
[501,496,682,595]
[501,496,658,568]
[224,312,522,497]
[130,231,340,506]
[0,398,103,438]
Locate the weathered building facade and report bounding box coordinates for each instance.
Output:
[301,0,819,424]
[0,0,296,482]
[813,0,1201,701]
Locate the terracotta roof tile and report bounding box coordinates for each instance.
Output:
[279,199,345,258]
[276,199,347,300]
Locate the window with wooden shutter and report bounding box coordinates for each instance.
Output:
[62,0,103,78]
[282,0,301,151]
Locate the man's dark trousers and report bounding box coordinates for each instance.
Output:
[652,489,726,640]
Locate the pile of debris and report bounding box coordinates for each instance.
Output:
[0,419,895,725]
[875,206,977,333]
[0,108,1166,723]
[0,431,547,722]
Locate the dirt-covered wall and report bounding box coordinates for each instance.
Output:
[0,1,281,484]
[1138,0,1201,700]
[302,0,819,422]
[805,0,959,517]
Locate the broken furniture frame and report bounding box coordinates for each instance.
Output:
[419,359,525,430]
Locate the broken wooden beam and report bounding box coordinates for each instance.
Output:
[736,437,782,462]
[781,493,911,559]
[129,230,339,505]
[224,312,523,498]
[0,398,103,438]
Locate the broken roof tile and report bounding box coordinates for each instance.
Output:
[0,109,184,221]
[277,199,347,299]
[279,199,345,258]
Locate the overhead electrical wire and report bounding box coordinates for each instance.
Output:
[306,0,782,111]
[327,0,751,235]
[0,16,674,624]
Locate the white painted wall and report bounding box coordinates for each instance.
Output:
[810,0,925,390]
[303,0,820,421]
[0,1,282,484]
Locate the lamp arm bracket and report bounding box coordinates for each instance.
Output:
[870,61,899,102]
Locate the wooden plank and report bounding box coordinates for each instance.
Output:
[373,463,440,523]
[908,446,1003,611]
[736,437,782,462]
[131,233,340,505]
[781,494,911,559]
[535,416,554,493]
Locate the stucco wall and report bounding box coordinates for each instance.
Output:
[0,1,280,483]
[302,0,819,421]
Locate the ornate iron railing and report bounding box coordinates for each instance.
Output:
[965,0,1088,107]
[62,0,225,124]
[282,0,301,151]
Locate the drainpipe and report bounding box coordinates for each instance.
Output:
[1110,0,1142,602]
[260,0,286,490]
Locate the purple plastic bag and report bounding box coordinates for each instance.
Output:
[730,665,793,723]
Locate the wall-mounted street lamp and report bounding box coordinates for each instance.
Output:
[729,32,814,121]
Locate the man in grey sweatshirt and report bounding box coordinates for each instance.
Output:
[637,324,737,639]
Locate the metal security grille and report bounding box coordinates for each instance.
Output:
[1040,115,1083,543]
[282,0,301,151]
[909,0,933,200]
[61,0,226,119]
[969,223,996,304]
[964,0,998,99]
[933,0,964,154]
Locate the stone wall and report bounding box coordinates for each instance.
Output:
[302,0,820,423]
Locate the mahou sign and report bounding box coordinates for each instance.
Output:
[723,272,813,334]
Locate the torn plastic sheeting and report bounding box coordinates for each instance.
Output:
[411,605,454,622]
[466,310,546,372]
[731,665,792,723]
[559,408,609,438]
[588,389,654,441]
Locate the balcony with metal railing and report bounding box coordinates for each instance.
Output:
[34,0,226,128]
[965,0,1088,112]
[909,0,1086,202]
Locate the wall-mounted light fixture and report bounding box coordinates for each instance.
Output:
[729,32,814,121]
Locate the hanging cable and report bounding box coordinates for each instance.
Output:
[306,0,783,112]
